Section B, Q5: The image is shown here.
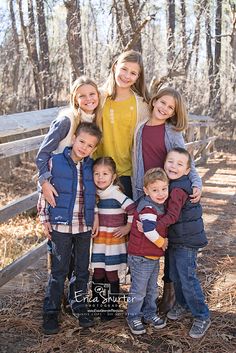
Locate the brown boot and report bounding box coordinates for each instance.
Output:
[47,251,52,274]
[158,282,175,315]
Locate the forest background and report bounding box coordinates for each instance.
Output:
[0,0,235,137]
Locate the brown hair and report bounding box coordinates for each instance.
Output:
[143,168,169,188]
[166,147,191,168]
[103,50,149,102]
[150,87,188,131]
[93,156,124,191]
[75,122,102,145]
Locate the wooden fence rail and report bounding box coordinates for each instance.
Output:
[0,108,217,287]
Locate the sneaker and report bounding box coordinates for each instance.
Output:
[43,313,59,335]
[72,310,95,328]
[127,318,146,335]
[167,303,189,320]
[143,315,167,329]
[189,318,211,339]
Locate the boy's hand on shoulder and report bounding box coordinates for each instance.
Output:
[161,238,168,251]
[190,187,202,203]
[92,213,99,238]
[113,223,131,238]
[43,222,52,240]
[42,180,58,207]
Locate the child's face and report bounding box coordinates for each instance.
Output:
[71,131,98,162]
[75,84,99,114]
[93,165,116,190]
[152,95,175,124]
[164,151,190,180]
[143,180,168,204]
[114,61,140,89]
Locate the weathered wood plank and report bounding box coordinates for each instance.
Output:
[0,135,46,159]
[185,136,217,149]
[0,107,59,138]
[0,191,38,223]
[0,240,47,287]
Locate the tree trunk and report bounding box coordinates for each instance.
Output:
[124,0,142,52]
[35,0,53,108]
[167,0,175,66]
[214,0,222,114]
[205,1,214,107]
[9,0,20,112]
[64,0,84,82]
[180,0,187,66]
[18,0,42,109]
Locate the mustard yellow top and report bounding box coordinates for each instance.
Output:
[95,95,137,176]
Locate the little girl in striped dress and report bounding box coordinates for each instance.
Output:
[91,157,136,320]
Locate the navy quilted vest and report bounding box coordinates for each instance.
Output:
[168,176,208,248]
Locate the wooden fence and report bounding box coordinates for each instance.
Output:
[0,108,217,287]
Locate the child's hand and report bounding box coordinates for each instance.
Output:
[190,187,202,203]
[42,181,58,208]
[136,220,144,232]
[43,222,52,240]
[113,223,132,238]
[161,238,168,251]
[92,214,99,238]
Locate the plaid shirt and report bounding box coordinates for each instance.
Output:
[38,160,96,234]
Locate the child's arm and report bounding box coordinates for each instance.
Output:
[156,188,188,235]
[139,208,168,251]
[92,207,99,238]
[172,131,202,202]
[36,117,70,184]
[113,191,136,238]
[37,192,52,239]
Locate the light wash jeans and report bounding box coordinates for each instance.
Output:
[169,245,210,320]
[127,255,159,321]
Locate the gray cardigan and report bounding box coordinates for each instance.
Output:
[132,122,202,200]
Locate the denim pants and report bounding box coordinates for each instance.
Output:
[169,245,209,320]
[43,229,91,314]
[127,255,159,320]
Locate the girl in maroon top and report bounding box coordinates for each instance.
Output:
[133,87,202,315]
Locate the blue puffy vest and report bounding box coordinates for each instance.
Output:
[168,176,208,249]
[48,147,96,227]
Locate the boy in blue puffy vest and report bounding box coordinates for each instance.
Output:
[38,122,102,334]
[157,147,211,339]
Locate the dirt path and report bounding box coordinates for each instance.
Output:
[0,147,236,353]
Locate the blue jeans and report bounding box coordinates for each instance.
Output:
[43,229,91,314]
[127,255,159,320]
[169,245,209,320]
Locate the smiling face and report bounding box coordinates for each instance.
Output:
[143,180,169,204]
[151,94,176,125]
[164,151,190,180]
[114,61,140,89]
[93,164,116,190]
[71,131,98,163]
[75,84,99,114]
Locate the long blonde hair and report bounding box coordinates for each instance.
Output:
[103,50,149,103]
[150,87,188,131]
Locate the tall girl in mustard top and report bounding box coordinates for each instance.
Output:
[95,50,150,198]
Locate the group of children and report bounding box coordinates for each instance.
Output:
[36,50,211,339]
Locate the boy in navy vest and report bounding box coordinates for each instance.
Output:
[38,122,102,334]
[157,147,211,339]
[127,168,169,335]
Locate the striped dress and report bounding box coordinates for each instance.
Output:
[91,184,136,272]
